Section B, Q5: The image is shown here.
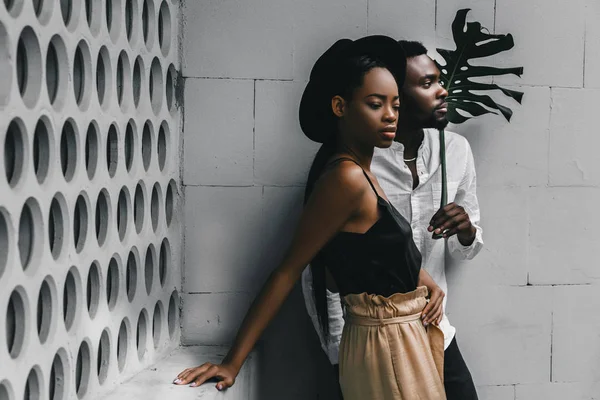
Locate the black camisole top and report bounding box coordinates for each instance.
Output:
[320,158,422,298]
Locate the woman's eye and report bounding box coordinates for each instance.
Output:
[368,103,382,109]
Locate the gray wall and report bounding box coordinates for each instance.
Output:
[180,0,600,399]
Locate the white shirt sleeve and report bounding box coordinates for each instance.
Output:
[300,267,343,365]
[447,139,484,260]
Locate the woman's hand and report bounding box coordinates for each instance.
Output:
[421,285,445,327]
[418,269,445,327]
[173,362,238,390]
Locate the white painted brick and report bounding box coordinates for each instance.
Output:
[495,0,585,87]
[528,187,600,285]
[183,79,254,186]
[551,285,600,383]
[549,88,600,186]
[367,0,436,50]
[477,385,515,400]
[254,81,320,186]
[457,86,550,188]
[516,382,600,400]
[181,293,251,345]
[183,187,265,293]
[445,286,552,385]
[446,186,528,287]
[292,0,367,81]
[182,0,293,79]
[584,0,600,88]
[435,1,495,51]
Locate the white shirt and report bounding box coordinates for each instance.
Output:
[301,129,484,364]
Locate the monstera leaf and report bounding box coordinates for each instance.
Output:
[432,9,523,237]
[436,8,524,124]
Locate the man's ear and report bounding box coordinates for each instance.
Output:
[331,95,346,118]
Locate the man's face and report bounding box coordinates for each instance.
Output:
[401,54,449,130]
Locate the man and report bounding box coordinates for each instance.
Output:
[301,41,483,399]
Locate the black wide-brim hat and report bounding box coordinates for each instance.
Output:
[299,35,406,143]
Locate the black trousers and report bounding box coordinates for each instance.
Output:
[334,337,478,399]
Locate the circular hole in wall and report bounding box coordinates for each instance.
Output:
[48,194,66,260]
[117,319,129,372]
[85,0,102,35]
[132,56,143,108]
[134,182,145,233]
[33,117,52,184]
[96,46,112,109]
[141,121,152,171]
[152,302,162,348]
[0,209,10,277]
[168,290,178,338]
[4,0,23,16]
[95,190,110,246]
[151,183,161,232]
[117,187,130,241]
[24,367,41,400]
[116,51,131,109]
[0,23,12,107]
[106,0,123,43]
[142,0,155,50]
[144,244,155,295]
[125,120,135,172]
[74,194,89,253]
[17,27,42,108]
[107,256,120,310]
[19,198,42,271]
[75,341,91,398]
[125,0,139,45]
[73,40,92,110]
[159,238,170,287]
[46,35,68,109]
[85,121,99,180]
[6,287,27,358]
[126,248,138,302]
[166,64,176,112]
[157,122,168,172]
[37,276,55,344]
[97,330,110,384]
[149,58,163,114]
[166,179,176,227]
[86,261,100,318]
[63,267,81,331]
[60,119,78,182]
[107,124,119,178]
[158,1,171,56]
[136,310,148,360]
[4,119,26,188]
[49,349,68,400]
[0,381,13,400]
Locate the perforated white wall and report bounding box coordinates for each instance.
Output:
[0,0,182,398]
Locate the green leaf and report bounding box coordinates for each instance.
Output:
[435,8,525,124]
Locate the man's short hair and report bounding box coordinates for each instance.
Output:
[398,41,428,58]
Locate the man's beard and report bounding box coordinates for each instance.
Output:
[424,112,449,130]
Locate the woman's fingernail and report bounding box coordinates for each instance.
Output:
[173,379,180,384]
[190,382,197,387]
[217,385,222,390]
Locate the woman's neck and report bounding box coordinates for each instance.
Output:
[336,139,374,171]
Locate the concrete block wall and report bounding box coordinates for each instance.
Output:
[181,0,600,399]
[0,0,183,398]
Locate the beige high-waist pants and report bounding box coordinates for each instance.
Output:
[339,286,446,400]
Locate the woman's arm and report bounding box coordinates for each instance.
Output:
[174,163,369,389]
[418,268,445,326]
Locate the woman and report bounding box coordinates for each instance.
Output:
[174,35,446,399]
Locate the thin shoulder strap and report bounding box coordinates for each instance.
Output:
[328,157,380,197]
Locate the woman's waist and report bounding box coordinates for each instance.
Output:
[342,286,428,320]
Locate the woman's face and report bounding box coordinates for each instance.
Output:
[335,67,400,148]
